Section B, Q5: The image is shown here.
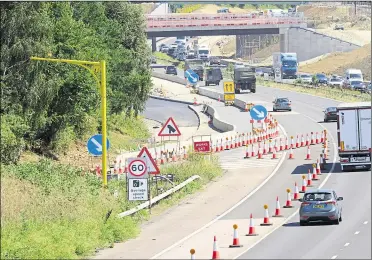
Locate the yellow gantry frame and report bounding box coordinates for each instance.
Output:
[30,57,108,187]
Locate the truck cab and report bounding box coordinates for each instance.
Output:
[273,52,298,79]
[233,66,256,94]
[205,67,222,86]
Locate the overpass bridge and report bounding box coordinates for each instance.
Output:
[145,13,307,51]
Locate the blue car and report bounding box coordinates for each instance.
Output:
[314,73,328,84]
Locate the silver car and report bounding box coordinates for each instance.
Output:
[299,189,343,226]
[272,97,292,112]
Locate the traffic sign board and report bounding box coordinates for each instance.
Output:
[223,81,234,93]
[194,141,210,152]
[127,158,148,179]
[185,69,199,84]
[87,134,110,156]
[137,147,160,174]
[250,105,268,121]
[158,117,181,137]
[128,178,148,201]
[224,93,235,101]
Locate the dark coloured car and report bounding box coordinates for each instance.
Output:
[165,66,177,75]
[314,73,328,84]
[209,56,221,65]
[323,107,337,122]
[334,24,344,30]
[351,81,366,91]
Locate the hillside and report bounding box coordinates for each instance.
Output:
[300,43,371,80]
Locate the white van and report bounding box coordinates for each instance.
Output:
[345,69,363,82]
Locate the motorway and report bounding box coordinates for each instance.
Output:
[143,97,199,127]
[149,67,371,259]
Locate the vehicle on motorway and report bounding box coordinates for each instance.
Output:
[298,73,312,84]
[209,56,221,65]
[334,24,344,30]
[186,50,196,59]
[255,67,264,77]
[177,53,186,61]
[313,73,328,85]
[198,45,210,61]
[323,107,337,122]
[272,97,292,111]
[167,48,176,58]
[217,7,230,13]
[205,67,222,86]
[345,68,364,82]
[165,65,177,76]
[365,82,371,94]
[160,45,169,53]
[336,102,371,171]
[350,80,366,91]
[233,65,256,93]
[299,189,343,226]
[184,59,204,81]
[328,77,343,88]
[273,52,298,79]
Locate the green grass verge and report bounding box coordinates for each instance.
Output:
[175,4,202,13]
[153,52,185,70]
[1,154,222,259]
[257,78,370,102]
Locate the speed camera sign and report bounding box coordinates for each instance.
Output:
[127,158,148,179]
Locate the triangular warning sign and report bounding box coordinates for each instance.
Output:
[137,147,160,174]
[158,117,181,137]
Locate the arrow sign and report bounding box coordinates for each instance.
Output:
[185,69,199,84]
[250,105,268,121]
[87,134,110,156]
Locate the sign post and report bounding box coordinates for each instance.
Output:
[192,134,212,161]
[223,81,235,106]
[126,158,150,211]
[158,117,182,162]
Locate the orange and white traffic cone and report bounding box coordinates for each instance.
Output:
[290,137,295,149]
[299,175,307,193]
[260,204,273,226]
[316,159,321,175]
[190,249,196,260]
[315,132,320,144]
[279,138,283,151]
[288,148,294,159]
[242,133,246,146]
[305,134,310,146]
[283,189,294,208]
[160,151,165,165]
[269,141,274,153]
[285,137,289,150]
[273,196,283,217]
[220,139,224,151]
[246,213,258,236]
[244,145,251,159]
[300,134,305,147]
[183,147,188,159]
[307,170,313,187]
[310,132,315,145]
[229,224,243,248]
[295,135,300,148]
[293,182,300,200]
[312,165,319,180]
[225,138,230,150]
[238,135,241,147]
[212,236,220,259]
[305,146,311,160]
[251,144,256,157]
[95,165,101,176]
[263,142,268,155]
[257,145,263,159]
[272,147,277,159]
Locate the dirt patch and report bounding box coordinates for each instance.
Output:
[300,43,371,80]
[193,4,254,14]
[316,29,371,46]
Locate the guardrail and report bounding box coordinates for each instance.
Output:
[118,175,201,218]
[147,17,305,29]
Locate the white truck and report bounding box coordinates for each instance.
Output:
[198,45,210,61]
[337,102,371,171]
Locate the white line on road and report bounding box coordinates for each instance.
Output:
[355,231,360,235]
[331,255,338,259]
[344,242,350,247]
[232,114,338,260]
[363,221,368,224]
[150,124,288,259]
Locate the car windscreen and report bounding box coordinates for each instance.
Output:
[304,192,332,201]
[317,74,327,79]
[282,60,297,67]
[349,73,362,79]
[276,98,289,103]
[327,107,337,112]
[300,75,311,78]
[350,81,363,85]
[330,78,341,82]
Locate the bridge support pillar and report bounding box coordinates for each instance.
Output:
[235,35,244,59]
[151,37,157,52]
[279,30,289,53]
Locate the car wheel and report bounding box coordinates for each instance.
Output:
[289,109,292,111]
[273,108,276,112]
[324,118,328,122]
[333,218,340,225]
[300,221,307,226]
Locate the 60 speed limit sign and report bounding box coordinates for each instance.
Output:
[127,158,148,179]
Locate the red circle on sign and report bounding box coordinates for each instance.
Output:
[128,159,147,177]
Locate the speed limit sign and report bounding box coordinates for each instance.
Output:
[127,158,148,179]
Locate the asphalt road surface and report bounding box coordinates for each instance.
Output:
[143,97,199,127]
[151,67,371,259]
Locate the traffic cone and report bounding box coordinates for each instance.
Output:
[172,149,177,162]
[316,159,321,174]
[320,131,324,143]
[290,137,295,149]
[300,135,305,147]
[242,133,246,146]
[260,205,273,226]
[251,144,256,157]
[305,146,311,160]
[183,147,188,159]
[212,236,220,259]
[269,141,273,153]
[220,139,224,151]
[288,148,294,159]
[272,147,277,159]
[312,164,319,180]
[285,137,289,150]
[305,134,310,146]
[283,189,294,208]
[215,140,220,152]
[218,95,221,102]
[95,165,101,176]
[160,151,165,165]
[273,196,283,217]
[246,213,258,236]
[310,132,315,145]
[244,145,251,159]
[253,133,257,143]
[293,182,300,200]
[307,170,313,187]
[279,138,283,151]
[295,135,300,148]
[230,137,234,149]
[229,224,243,248]
[190,249,196,260]
[225,138,229,150]
[299,175,307,193]
[315,132,320,144]
[263,142,268,155]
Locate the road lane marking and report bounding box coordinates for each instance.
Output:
[355,231,360,235]
[331,255,338,259]
[363,221,368,224]
[232,113,338,259]
[150,124,288,259]
[344,242,350,247]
